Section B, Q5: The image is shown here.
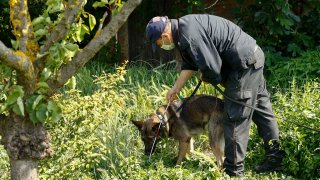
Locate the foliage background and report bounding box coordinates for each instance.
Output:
[1,51,319,179]
[0,0,319,179]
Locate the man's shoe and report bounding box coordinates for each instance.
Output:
[254,157,283,173]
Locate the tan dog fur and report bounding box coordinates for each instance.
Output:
[132,94,225,166]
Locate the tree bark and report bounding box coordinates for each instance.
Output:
[118,21,129,64]
[0,0,142,179]
[1,114,52,180]
[10,160,38,180]
[1,115,52,160]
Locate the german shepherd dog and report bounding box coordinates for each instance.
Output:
[132,95,225,166]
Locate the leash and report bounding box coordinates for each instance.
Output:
[149,102,171,160]
[175,80,320,132]
[148,82,201,159]
[148,78,319,161]
[175,81,202,112]
[210,82,320,133]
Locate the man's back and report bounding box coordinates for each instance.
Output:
[178,14,257,70]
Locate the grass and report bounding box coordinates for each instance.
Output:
[0,60,319,179]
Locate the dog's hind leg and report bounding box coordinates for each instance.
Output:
[211,145,224,168]
[208,116,225,168]
[176,137,191,165]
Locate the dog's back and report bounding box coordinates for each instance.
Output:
[178,95,224,135]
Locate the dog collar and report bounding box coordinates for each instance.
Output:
[156,113,167,125]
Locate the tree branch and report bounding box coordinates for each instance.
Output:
[34,0,85,72]
[0,40,36,94]
[47,0,142,94]
[9,0,30,52]
[0,41,27,72]
[96,11,109,35]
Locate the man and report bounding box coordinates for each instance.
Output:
[145,15,284,176]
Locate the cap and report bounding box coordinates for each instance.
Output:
[146,16,169,52]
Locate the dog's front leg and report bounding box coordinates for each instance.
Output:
[176,138,191,165]
[188,137,194,154]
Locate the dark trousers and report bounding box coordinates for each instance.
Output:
[222,51,280,176]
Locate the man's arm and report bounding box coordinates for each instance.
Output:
[166,70,194,103]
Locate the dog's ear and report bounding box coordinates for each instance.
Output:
[132,120,143,129]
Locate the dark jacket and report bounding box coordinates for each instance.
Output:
[171,14,258,85]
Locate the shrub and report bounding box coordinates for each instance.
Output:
[39,64,128,179]
[0,146,9,179]
[2,60,318,179]
[274,80,320,178]
[265,50,320,88]
[233,0,320,57]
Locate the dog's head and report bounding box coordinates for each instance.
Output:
[132,103,180,155]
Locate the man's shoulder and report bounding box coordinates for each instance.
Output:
[180,14,223,21]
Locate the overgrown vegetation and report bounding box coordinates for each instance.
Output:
[1,1,319,176]
[2,50,319,179]
[265,50,320,88]
[232,0,320,57]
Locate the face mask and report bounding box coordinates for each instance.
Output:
[161,36,175,50]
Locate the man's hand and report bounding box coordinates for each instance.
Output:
[166,70,194,103]
[166,87,179,103]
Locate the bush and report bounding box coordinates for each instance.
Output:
[265,50,320,87]
[39,64,128,179]
[0,146,9,179]
[1,59,318,179]
[233,0,320,57]
[274,80,319,178]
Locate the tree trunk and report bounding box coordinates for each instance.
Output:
[10,160,38,180]
[0,0,143,179]
[1,114,52,180]
[118,21,129,64]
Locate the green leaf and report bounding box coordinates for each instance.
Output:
[48,2,64,13]
[32,16,46,26]
[40,68,52,81]
[288,11,301,22]
[32,95,44,110]
[37,82,50,94]
[76,24,81,42]
[92,2,106,8]
[29,110,38,124]
[76,23,90,42]
[36,52,49,60]
[36,104,48,123]
[16,97,25,116]
[48,101,62,122]
[80,24,90,40]
[37,82,49,90]
[7,86,24,105]
[10,39,19,50]
[26,95,37,112]
[88,14,96,31]
[58,46,66,61]
[65,43,79,51]
[65,76,77,89]
[34,29,47,39]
